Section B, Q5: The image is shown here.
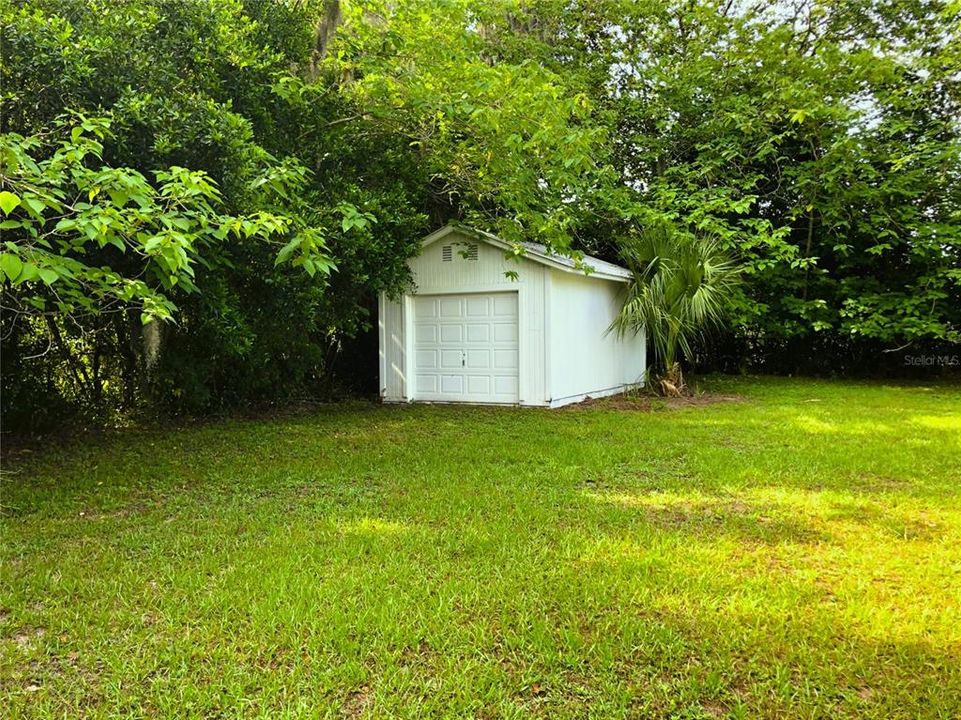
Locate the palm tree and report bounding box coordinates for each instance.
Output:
[611,223,741,396]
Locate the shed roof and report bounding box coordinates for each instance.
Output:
[421,224,632,283]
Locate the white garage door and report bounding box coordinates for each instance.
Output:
[413,293,519,404]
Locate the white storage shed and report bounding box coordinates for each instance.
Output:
[378,224,646,408]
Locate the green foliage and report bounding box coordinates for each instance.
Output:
[0,0,362,426]
[315,0,617,251]
[613,222,741,384]
[591,0,961,352]
[2,0,960,429]
[0,114,324,324]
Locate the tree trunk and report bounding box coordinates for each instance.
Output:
[660,362,685,397]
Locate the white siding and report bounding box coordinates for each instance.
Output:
[547,270,646,407]
[378,291,407,400]
[379,227,645,408]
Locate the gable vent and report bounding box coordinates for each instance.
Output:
[463,243,479,261]
[442,245,453,262]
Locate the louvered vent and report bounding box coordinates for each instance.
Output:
[441,243,478,262]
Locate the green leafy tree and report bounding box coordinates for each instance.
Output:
[3,0,960,431]
[596,0,961,363]
[0,115,331,325]
[316,0,620,252]
[1,0,354,424]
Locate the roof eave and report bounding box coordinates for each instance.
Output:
[421,223,631,283]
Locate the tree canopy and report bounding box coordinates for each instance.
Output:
[2,0,959,430]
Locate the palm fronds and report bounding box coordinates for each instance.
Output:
[612,222,741,393]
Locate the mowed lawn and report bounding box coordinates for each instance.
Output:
[2,378,960,719]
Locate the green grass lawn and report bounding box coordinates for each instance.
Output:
[2,377,960,718]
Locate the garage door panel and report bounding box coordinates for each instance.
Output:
[415,349,437,369]
[440,350,463,369]
[493,295,517,316]
[415,324,437,344]
[466,324,489,343]
[440,325,462,343]
[466,296,490,316]
[413,292,518,404]
[417,299,438,318]
[494,376,518,396]
[440,375,464,394]
[439,298,462,317]
[466,349,490,369]
[492,323,516,343]
[467,376,491,395]
[493,349,518,369]
[416,374,438,393]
